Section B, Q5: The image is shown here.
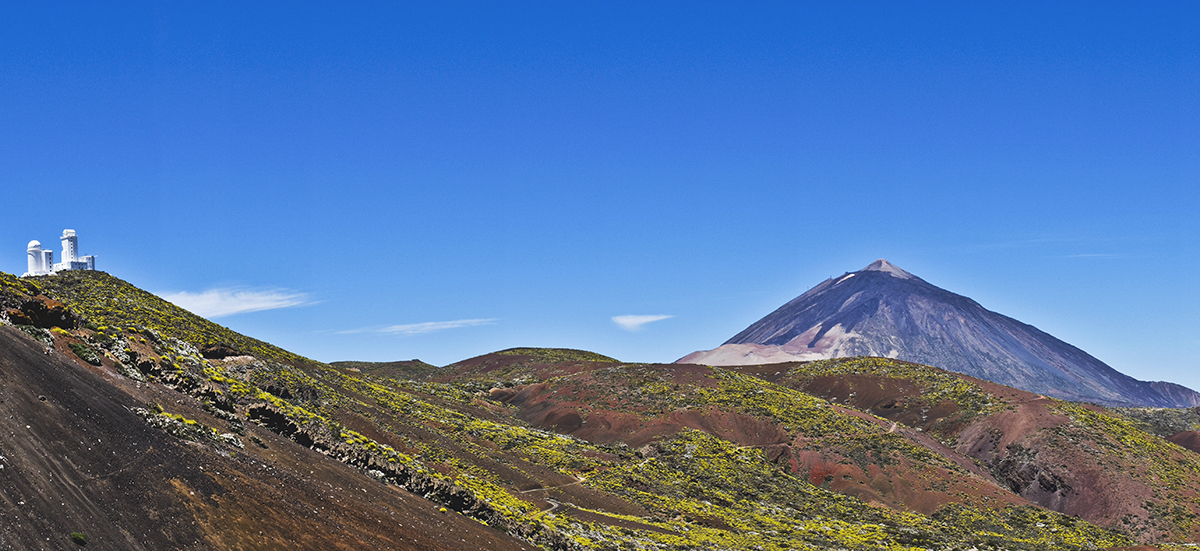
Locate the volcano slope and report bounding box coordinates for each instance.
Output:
[717,358,1200,543]
[0,270,1190,550]
[0,273,534,550]
[681,259,1200,408]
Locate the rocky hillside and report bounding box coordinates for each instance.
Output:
[2,270,1198,549]
[0,272,531,550]
[681,259,1200,408]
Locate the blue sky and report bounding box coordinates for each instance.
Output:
[3,2,1198,389]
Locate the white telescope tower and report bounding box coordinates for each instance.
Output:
[61,229,78,263]
[24,241,52,276]
[23,229,95,276]
[51,229,94,272]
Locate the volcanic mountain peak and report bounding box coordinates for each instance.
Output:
[682,260,1200,408]
[861,258,914,280]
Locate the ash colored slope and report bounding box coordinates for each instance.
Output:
[0,327,532,551]
[681,260,1198,407]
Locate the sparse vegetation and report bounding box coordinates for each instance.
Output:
[26,270,314,366]
[1050,400,1200,540]
[0,270,1189,549]
[68,342,102,365]
[496,348,618,363]
[330,359,442,380]
[779,356,1006,429]
[132,406,243,448]
[1110,406,1200,437]
[13,324,54,346]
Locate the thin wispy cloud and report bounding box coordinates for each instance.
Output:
[612,314,673,331]
[338,318,498,335]
[158,288,309,319]
[381,319,497,335]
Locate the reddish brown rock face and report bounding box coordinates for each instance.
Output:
[9,295,78,328]
[1167,431,1200,454]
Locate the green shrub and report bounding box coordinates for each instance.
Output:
[68,342,102,366]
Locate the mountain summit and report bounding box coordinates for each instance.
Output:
[680,260,1200,407]
[861,258,914,279]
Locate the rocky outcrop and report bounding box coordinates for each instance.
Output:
[242,401,575,550]
[200,343,240,359]
[4,295,78,329]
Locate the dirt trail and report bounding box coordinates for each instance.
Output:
[519,475,585,494]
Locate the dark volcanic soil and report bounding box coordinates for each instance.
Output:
[0,327,533,551]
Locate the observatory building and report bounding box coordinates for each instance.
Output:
[24,229,96,277]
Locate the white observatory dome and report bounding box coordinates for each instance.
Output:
[27,240,42,251]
